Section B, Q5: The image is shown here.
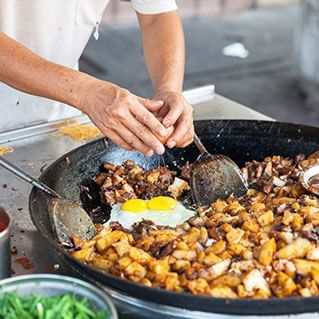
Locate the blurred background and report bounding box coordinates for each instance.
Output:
[79,0,319,126]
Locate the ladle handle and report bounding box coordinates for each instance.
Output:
[0,156,61,198]
[193,133,210,156]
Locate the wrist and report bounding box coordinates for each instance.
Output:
[75,75,119,113]
[153,88,182,99]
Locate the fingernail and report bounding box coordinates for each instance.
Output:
[146,150,154,157]
[163,119,171,127]
[155,145,165,155]
[167,140,176,148]
[152,100,164,106]
[159,128,168,137]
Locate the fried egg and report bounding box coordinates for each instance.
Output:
[104,196,196,230]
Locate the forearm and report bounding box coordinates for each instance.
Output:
[0,32,105,110]
[138,11,185,95]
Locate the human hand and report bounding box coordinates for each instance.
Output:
[79,80,171,156]
[152,90,194,148]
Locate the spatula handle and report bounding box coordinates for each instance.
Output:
[0,156,61,198]
[193,133,210,156]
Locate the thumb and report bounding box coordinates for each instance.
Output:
[139,98,164,112]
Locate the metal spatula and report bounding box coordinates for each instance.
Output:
[0,157,95,246]
[190,133,248,206]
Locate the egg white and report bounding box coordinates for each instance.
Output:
[104,201,196,230]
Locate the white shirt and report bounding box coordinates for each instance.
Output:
[0,0,177,132]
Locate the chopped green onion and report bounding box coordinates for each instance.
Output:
[0,292,110,319]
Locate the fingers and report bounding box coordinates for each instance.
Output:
[124,113,165,155]
[98,123,134,151]
[162,95,184,128]
[138,98,164,112]
[130,101,168,139]
[116,124,155,157]
[167,106,194,148]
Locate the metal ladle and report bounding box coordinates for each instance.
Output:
[0,157,95,246]
[190,133,248,206]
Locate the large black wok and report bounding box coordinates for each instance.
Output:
[29,120,319,315]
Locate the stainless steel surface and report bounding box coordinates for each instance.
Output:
[0,208,11,280]
[0,274,118,319]
[0,156,60,198]
[0,85,275,318]
[0,156,96,246]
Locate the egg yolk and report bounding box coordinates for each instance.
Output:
[121,198,147,212]
[147,196,176,211]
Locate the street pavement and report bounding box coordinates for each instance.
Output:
[80,5,319,127]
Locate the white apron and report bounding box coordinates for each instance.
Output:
[0,0,177,132]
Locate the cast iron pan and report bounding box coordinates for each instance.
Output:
[29,120,319,315]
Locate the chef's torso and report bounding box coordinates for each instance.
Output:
[0,0,109,132]
[0,0,177,132]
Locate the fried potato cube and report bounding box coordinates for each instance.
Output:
[104,247,118,262]
[212,200,228,213]
[311,267,319,286]
[139,278,152,287]
[209,286,237,298]
[172,250,196,260]
[226,228,244,244]
[205,240,226,255]
[258,238,276,266]
[199,227,208,245]
[96,230,126,253]
[71,247,94,263]
[228,243,245,255]
[299,288,312,297]
[276,238,311,260]
[112,241,131,257]
[168,177,190,198]
[282,210,294,225]
[228,201,245,215]
[284,261,296,277]
[250,202,266,212]
[291,214,303,230]
[212,274,241,288]
[187,278,209,295]
[208,259,231,279]
[119,256,133,269]
[124,261,146,282]
[300,206,319,219]
[172,259,191,272]
[294,259,319,275]
[203,252,223,266]
[306,246,319,260]
[136,236,155,251]
[309,280,319,296]
[242,220,260,233]
[129,247,153,265]
[149,258,170,275]
[257,210,274,226]
[175,241,189,251]
[219,251,233,260]
[146,171,160,183]
[272,271,297,297]
[165,272,183,292]
[90,255,113,271]
[242,269,271,297]
[154,229,179,243]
